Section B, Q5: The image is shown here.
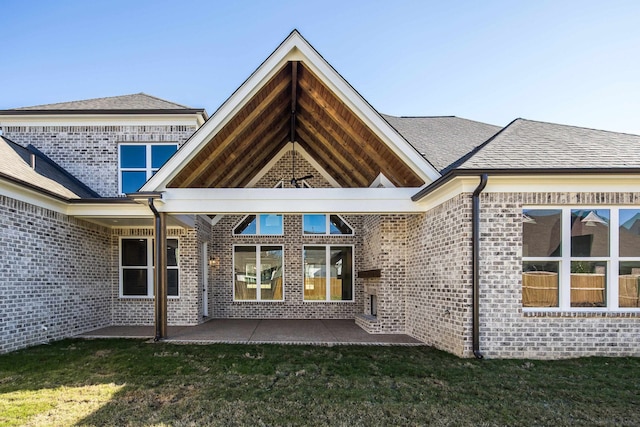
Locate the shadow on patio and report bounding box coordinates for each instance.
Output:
[78,319,423,345]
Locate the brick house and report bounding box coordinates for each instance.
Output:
[1,31,639,358]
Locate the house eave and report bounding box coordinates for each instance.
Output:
[154,187,425,214]
[412,168,640,202]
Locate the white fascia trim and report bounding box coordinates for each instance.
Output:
[246,142,342,188]
[294,42,440,184]
[415,174,640,211]
[155,187,424,214]
[66,202,153,217]
[142,31,439,192]
[484,174,640,193]
[0,178,155,220]
[0,179,69,214]
[141,38,302,192]
[369,172,396,188]
[0,114,202,127]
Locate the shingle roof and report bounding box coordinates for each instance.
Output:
[382,115,502,172]
[0,137,100,199]
[458,118,640,170]
[11,93,194,111]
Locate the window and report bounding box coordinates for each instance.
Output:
[522,207,640,310]
[234,245,283,301]
[619,209,640,308]
[233,214,283,235]
[303,214,353,235]
[120,238,179,297]
[119,143,178,194]
[303,245,353,301]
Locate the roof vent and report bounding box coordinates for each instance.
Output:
[30,153,36,170]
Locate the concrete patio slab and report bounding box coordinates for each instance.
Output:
[78,319,423,345]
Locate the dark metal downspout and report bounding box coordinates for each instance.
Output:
[148,198,168,341]
[472,174,488,359]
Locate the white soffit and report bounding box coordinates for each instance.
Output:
[142,31,439,192]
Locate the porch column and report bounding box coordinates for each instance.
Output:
[154,211,168,340]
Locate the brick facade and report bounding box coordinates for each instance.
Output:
[477,192,640,359]
[110,219,209,327]
[252,150,334,188]
[405,194,474,357]
[209,214,363,319]
[2,125,196,197]
[357,214,409,333]
[0,195,111,354]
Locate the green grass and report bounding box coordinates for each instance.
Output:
[0,340,639,426]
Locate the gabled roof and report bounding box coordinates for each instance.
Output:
[143,30,440,191]
[458,118,640,170]
[0,93,207,118]
[382,115,501,173]
[0,137,100,199]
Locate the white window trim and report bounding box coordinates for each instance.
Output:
[232,244,285,302]
[302,244,355,303]
[522,206,640,312]
[302,214,354,236]
[119,237,180,299]
[232,214,284,236]
[118,143,178,195]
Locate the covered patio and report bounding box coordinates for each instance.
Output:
[78,319,423,345]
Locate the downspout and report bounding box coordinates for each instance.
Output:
[472,174,488,359]
[148,197,168,341]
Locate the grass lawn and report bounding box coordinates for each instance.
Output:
[0,339,638,426]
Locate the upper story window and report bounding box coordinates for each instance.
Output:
[303,214,353,235]
[522,207,640,310]
[233,214,284,235]
[119,143,178,194]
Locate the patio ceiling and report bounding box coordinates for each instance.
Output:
[167,61,425,189]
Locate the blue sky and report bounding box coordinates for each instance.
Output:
[2,0,640,134]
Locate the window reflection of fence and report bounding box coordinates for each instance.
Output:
[570,273,605,307]
[304,277,342,300]
[619,275,640,307]
[524,272,640,308]
[235,276,282,300]
[522,272,558,307]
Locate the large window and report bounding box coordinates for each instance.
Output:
[120,238,179,297]
[233,215,283,235]
[303,245,353,301]
[303,214,353,235]
[234,245,283,301]
[522,207,640,310]
[119,143,178,194]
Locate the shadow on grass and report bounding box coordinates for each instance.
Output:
[0,339,639,426]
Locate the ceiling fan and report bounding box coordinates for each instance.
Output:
[289,141,313,188]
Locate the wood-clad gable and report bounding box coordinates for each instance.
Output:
[168,61,425,188]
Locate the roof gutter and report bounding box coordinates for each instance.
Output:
[412,167,640,202]
[472,174,488,359]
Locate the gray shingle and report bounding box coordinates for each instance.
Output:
[382,115,501,172]
[0,137,100,199]
[459,119,640,170]
[11,93,193,110]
